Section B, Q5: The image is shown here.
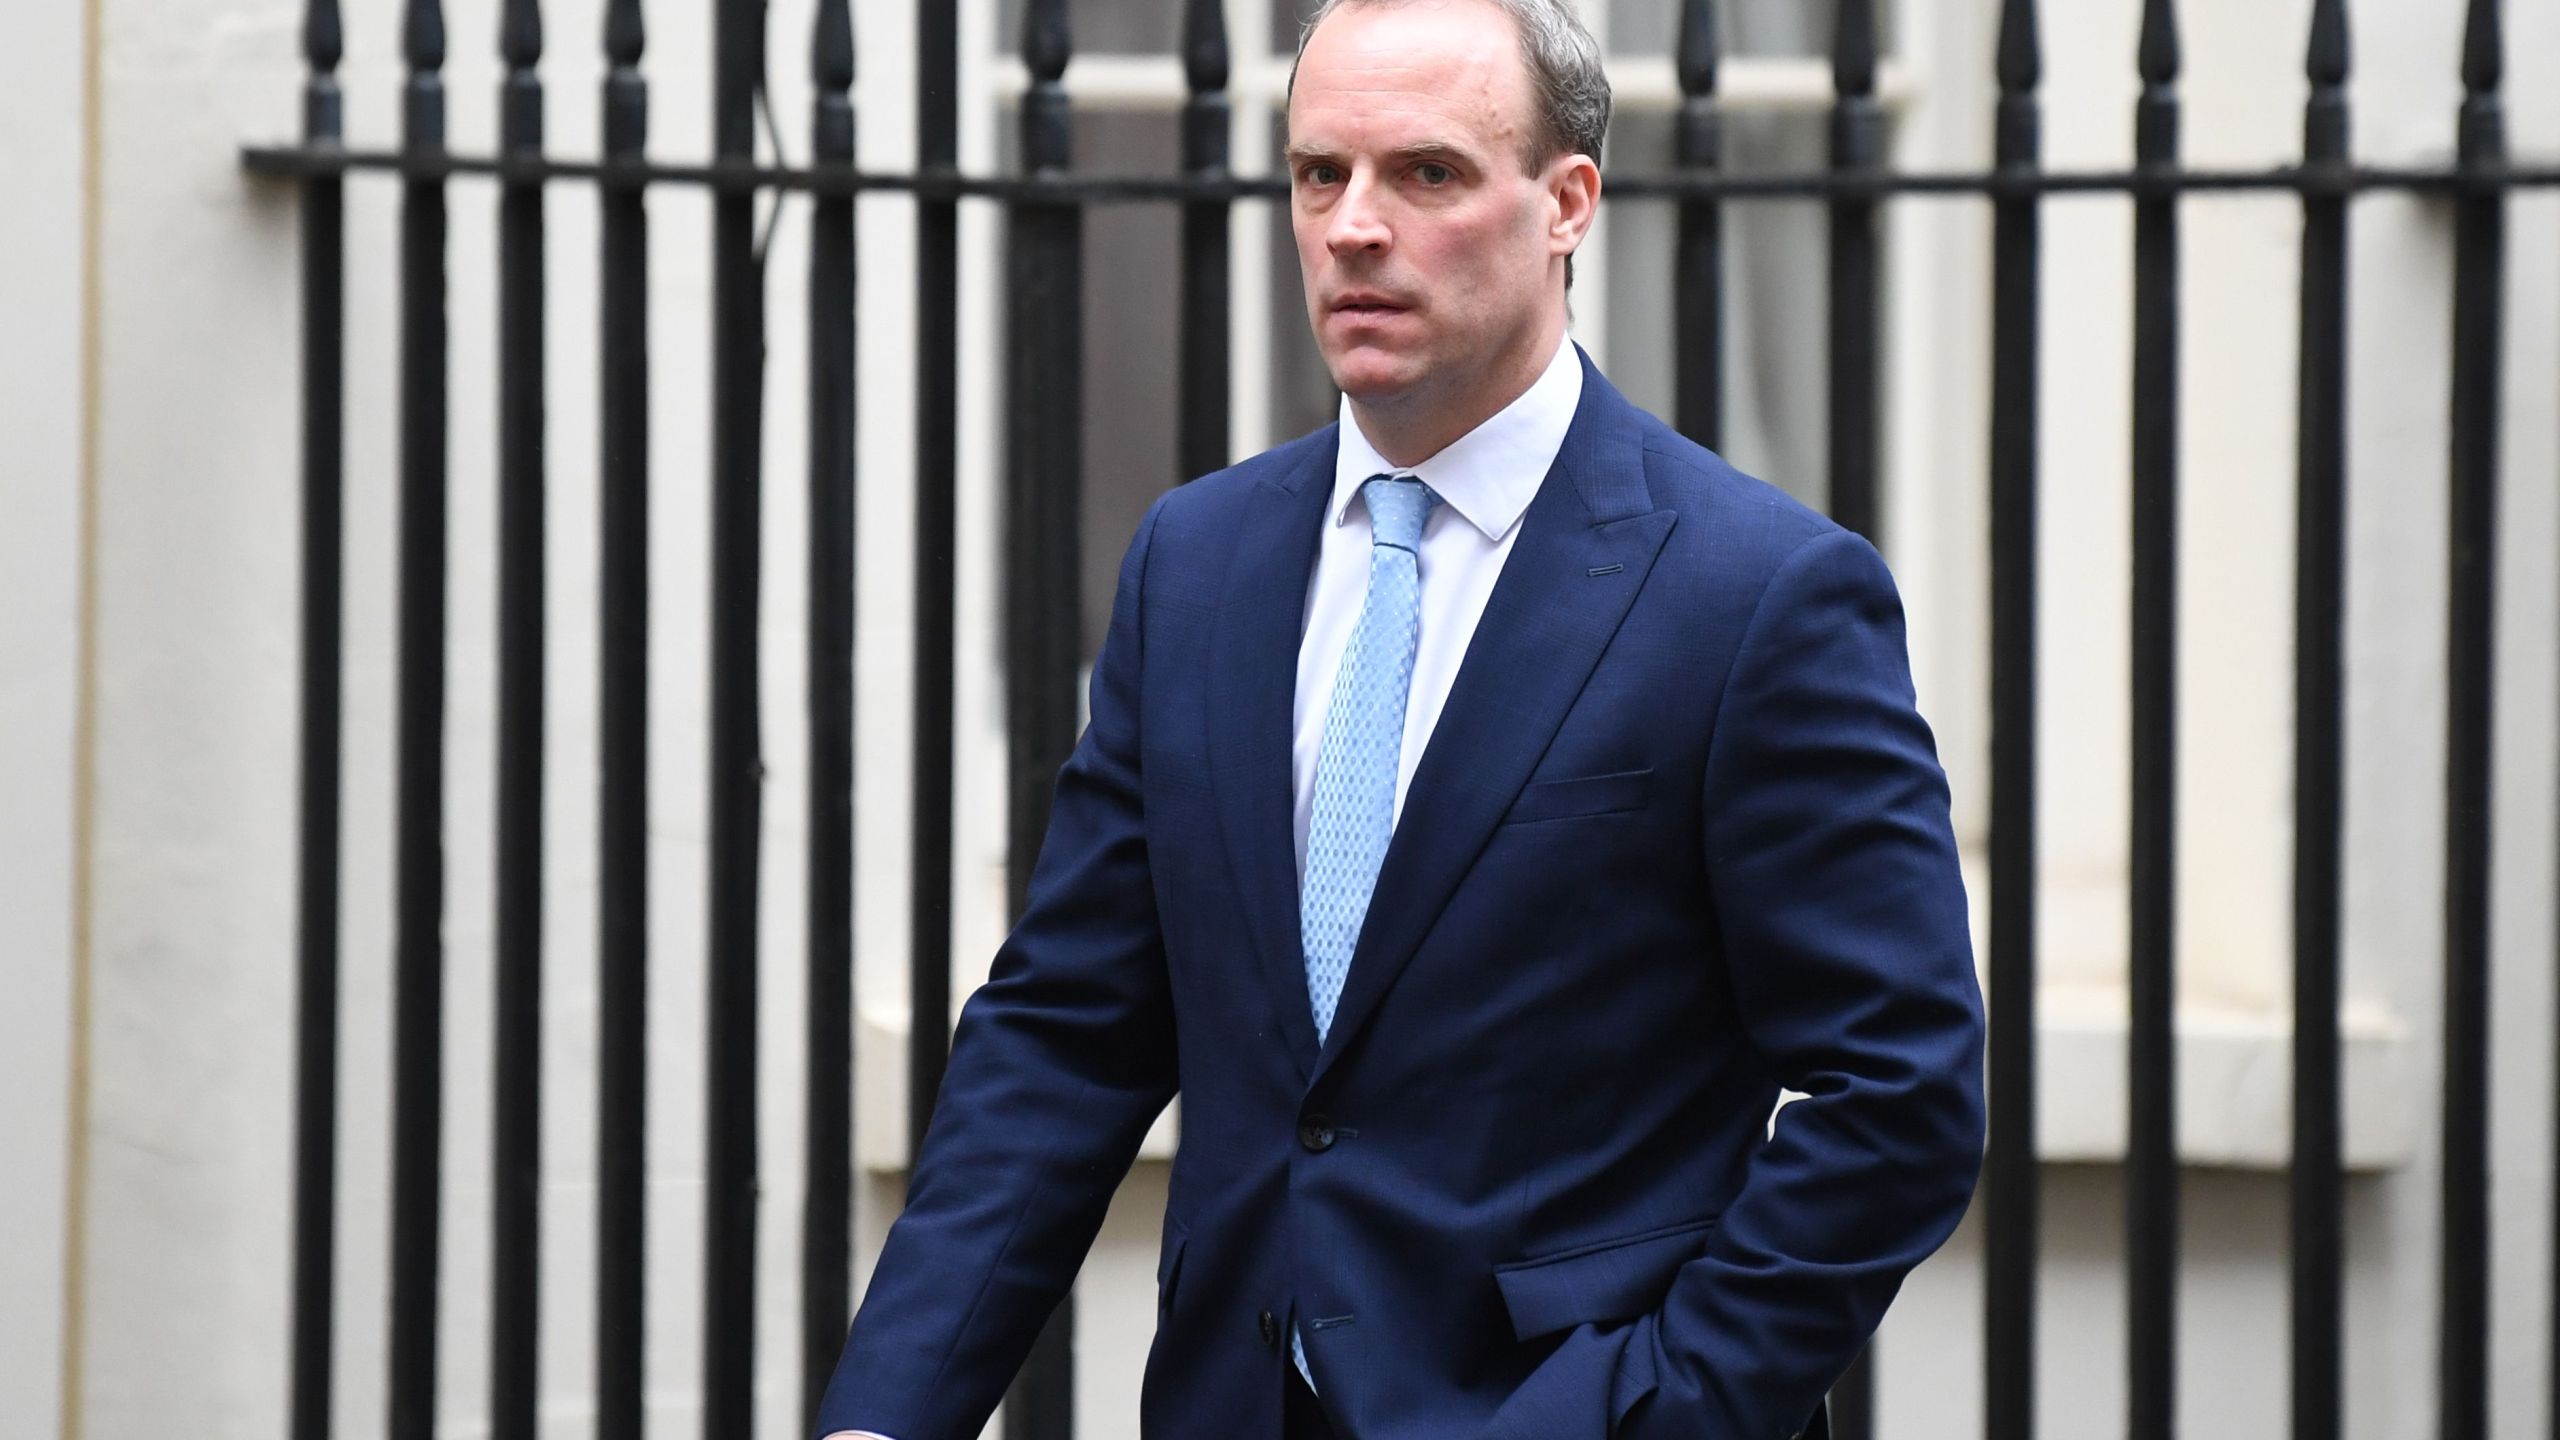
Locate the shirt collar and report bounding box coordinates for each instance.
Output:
[1330,334,1583,542]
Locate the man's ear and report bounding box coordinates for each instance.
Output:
[1548,152,1602,258]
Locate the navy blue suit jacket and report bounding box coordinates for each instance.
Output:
[815,353,1985,1440]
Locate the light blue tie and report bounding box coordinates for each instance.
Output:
[1302,474,1439,1045]
[1294,474,1436,1391]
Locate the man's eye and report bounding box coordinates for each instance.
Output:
[1415,162,1454,185]
[1304,163,1343,186]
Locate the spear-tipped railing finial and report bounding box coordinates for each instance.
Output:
[1184,0,1230,101]
[2136,0,2179,169]
[604,0,642,72]
[501,0,542,155]
[2461,0,2501,96]
[2301,0,2349,171]
[813,0,852,109]
[2306,0,2349,91]
[2138,0,2180,88]
[405,0,446,76]
[1834,0,1877,103]
[1676,0,1718,101]
[2457,0,2502,165]
[1020,0,1071,174]
[303,0,344,142]
[305,0,343,80]
[403,0,446,148]
[1024,0,1070,87]
[501,0,541,73]
[1998,0,2042,99]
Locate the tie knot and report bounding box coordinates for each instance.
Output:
[1361,474,1438,552]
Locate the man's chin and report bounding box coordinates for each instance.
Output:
[1324,350,1432,408]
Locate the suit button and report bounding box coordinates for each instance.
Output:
[1298,1115,1336,1153]
[1258,1309,1279,1348]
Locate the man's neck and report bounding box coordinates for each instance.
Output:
[1347,323,1566,469]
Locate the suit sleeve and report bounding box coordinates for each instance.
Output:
[812,498,1180,1440]
[1626,526,1987,1440]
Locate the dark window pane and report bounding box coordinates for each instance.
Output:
[1003,105,1188,657]
[1613,0,1878,56]
[1601,106,1828,507]
[1612,0,1684,55]
[1000,0,1181,56]
[1273,0,1321,57]
[1082,108,1184,655]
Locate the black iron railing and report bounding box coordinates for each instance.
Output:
[1981,8,2040,1437]
[2289,12,2352,1436]
[594,0,651,1432]
[2126,3,2179,1435]
[241,1,2559,1439]
[492,0,547,1431]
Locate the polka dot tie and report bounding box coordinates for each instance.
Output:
[1301,474,1440,1045]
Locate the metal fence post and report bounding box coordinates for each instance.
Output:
[2127,5,2183,1436]
[1003,0,1086,1432]
[703,0,770,1428]
[490,4,549,1434]
[1985,4,2043,1438]
[2287,7,2352,1440]
[1673,0,1722,451]
[388,0,452,1434]
[1826,0,1882,545]
[2439,4,2505,1437]
[803,0,861,1428]
[909,0,962,1190]
[288,3,345,1435]
[595,0,654,1432]
[1180,0,1233,484]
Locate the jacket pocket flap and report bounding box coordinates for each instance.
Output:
[1491,1216,1715,1342]
[1503,767,1655,826]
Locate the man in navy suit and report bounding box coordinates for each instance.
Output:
[816,0,1984,1436]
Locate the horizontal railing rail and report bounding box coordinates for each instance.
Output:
[240,147,2560,198]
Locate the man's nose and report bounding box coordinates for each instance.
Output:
[1325,172,1391,257]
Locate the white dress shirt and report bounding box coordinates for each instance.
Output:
[1292,333,1583,876]
[823,335,1582,1440]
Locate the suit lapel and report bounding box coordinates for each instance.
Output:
[1207,434,1336,1082]
[1310,357,1675,1087]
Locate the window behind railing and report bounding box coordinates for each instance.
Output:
[241,1,2560,1438]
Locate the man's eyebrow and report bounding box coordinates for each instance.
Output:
[1281,140,1480,168]
[1388,141,1476,166]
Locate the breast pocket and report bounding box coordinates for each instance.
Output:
[1501,767,1655,827]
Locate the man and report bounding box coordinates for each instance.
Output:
[814,0,1984,1436]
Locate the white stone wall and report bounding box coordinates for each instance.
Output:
[6,0,2557,1437]
[0,0,87,1433]
[1867,2,2560,1437]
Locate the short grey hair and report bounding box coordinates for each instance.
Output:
[1292,0,1613,172]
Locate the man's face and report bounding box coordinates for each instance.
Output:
[1286,0,1575,413]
